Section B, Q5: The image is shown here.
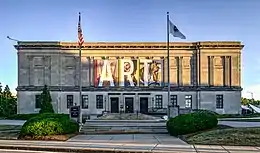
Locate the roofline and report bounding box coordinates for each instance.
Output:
[14,41,244,50]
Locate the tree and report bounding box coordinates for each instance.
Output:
[241,97,250,105]
[39,85,54,114]
[3,85,12,98]
[241,97,260,106]
[0,83,2,94]
[0,83,17,117]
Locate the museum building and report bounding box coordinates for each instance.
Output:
[15,41,243,116]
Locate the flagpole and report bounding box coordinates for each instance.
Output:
[167,12,171,118]
[79,44,82,123]
[79,12,83,124]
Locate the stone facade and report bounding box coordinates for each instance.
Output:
[15,41,243,115]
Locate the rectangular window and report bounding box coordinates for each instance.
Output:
[96,95,104,109]
[67,95,73,108]
[82,95,89,109]
[170,95,178,106]
[155,95,163,109]
[35,95,41,109]
[216,95,224,109]
[185,95,192,108]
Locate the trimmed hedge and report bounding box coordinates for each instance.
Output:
[6,113,69,120]
[18,113,79,139]
[6,114,39,120]
[193,109,219,116]
[166,111,218,136]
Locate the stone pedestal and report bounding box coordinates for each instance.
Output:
[168,105,179,118]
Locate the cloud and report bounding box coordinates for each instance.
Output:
[242,84,260,100]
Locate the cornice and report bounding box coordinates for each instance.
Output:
[14,41,244,51]
[16,85,242,92]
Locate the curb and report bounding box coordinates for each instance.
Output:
[0,145,154,153]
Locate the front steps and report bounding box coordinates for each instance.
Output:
[80,120,168,135]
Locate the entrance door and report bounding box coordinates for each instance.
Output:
[125,97,134,113]
[140,97,148,114]
[110,97,119,113]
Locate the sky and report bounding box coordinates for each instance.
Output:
[0,0,259,99]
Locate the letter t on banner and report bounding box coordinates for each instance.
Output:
[167,12,186,117]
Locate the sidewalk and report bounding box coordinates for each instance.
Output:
[0,139,259,153]
[0,120,25,126]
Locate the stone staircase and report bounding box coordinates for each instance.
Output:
[80,120,168,134]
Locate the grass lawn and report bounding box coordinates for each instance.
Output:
[182,125,260,146]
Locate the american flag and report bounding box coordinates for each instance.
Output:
[78,12,84,46]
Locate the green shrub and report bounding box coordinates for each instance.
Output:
[193,109,219,116]
[6,114,39,120]
[19,113,78,139]
[166,111,218,136]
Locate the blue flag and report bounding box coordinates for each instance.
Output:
[169,20,186,39]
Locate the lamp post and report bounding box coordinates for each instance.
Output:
[7,36,20,113]
[247,91,254,100]
[7,36,19,43]
[247,91,254,105]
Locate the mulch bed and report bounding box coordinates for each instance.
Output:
[19,133,77,141]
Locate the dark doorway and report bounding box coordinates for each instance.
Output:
[110,97,119,113]
[125,97,134,113]
[140,97,148,114]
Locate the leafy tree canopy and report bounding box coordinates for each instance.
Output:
[241,97,260,106]
[0,82,17,117]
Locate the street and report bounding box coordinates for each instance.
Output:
[0,149,68,153]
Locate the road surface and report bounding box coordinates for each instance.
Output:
[0,149,68,153]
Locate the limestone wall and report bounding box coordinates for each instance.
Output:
[16,41,243,88]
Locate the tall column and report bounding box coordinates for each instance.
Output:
[87,57,91,86]
[90,57,95,86]
[164,56,168,87]
[208,56,214,86]
[223,56,231,86]
[176,57,182,86]
[160,57,165,87]
[237,55,241,86]
[196,48,201,86]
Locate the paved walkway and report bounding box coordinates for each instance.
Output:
[0,139,259,152]
[219,117,260,120]
[68,134,188,145]
[219,121,260,127]
[0,120,25,126]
